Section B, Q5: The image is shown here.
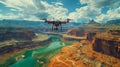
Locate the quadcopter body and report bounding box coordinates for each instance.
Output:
[42,19,71,31]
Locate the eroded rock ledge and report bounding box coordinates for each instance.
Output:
[62,28,86,41]
[93,32,120,58]
[0,34,51,55]
[49,41,120,67]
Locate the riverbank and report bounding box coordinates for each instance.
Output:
[32,35,72,67]
[0,35,72,67]
[62,34,86,41]
[0,34,51,64]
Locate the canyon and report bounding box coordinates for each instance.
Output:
[49,27,120,67]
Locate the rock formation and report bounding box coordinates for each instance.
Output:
[0,27,51,55]
[93,30,120,58]
[0,31,35,41]
[62,28,86,41]
[87,32,96,41]
[49,40,120,67]
[66,28,85,37]
[0,37,51,55]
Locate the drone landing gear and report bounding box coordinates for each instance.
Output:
[51,25,62,32]
[54,28,58,30]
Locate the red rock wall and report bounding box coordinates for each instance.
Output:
[67,28,85,37]
[93,38,120,58]
[87,32,96,41]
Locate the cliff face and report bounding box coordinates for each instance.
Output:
[62,28,86,41]
[62,34,86,41]
[93,32,120,58]
[49,41,120,67]
[87,32,96,41]
[0,45,14,55]
[0,37,51,55]
[0,28,51,55]
[67,28,85,37]
[0,31,35,41]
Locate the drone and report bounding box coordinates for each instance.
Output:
[41,18,71,31]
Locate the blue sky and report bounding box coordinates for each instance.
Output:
[0,0,120,23]
[46,0,85,13]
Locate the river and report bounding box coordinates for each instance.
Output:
[10,35,68,67]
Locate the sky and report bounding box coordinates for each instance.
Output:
[0,0,120,23]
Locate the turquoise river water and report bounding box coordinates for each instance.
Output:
[10,36,69,67]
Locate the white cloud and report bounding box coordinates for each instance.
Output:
[80,0,89,4]
[0,0,47,20]
[42,1,68,20]
[0,13,20,19]
[52,2,63,6]
[10,9,18,11]
[80,0,120,8]
[68,12,79,22]
[96,7,120,23]
[68,6,101,22]
[0,0,119,23]
[0,0,68,21]
[68,0,120,23]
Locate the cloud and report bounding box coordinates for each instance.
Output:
[80,0,120,8]
[68,0,120,23]
[42,1,68,20]
[52,1,63,6]
[0,13,20,19]
[10,9,18,11]
[0,0,48,20]
[0,0,119,23]
[0,0,68,21]
[96,7,120,23]
[68,6,101,22]
[35,12,49,19]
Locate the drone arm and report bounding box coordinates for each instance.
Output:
[61,22,66,24]
[48,21,53,24]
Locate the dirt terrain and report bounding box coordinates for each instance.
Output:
[48,40,120,67]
